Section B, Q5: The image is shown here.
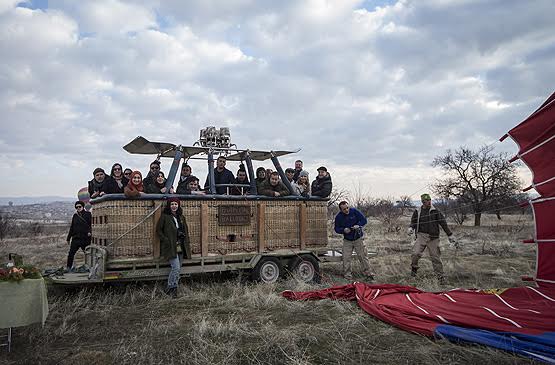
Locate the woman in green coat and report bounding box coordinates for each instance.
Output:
[156,197,190,297]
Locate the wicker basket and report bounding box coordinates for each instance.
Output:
[91,198,329,261]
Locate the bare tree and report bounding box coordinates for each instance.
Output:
[432,145,521,226]
[396,195,415,216]
[327,187,349,208]
[372,197,403,233]
[349,181,372,213]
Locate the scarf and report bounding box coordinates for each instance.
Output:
[127,171,144,192]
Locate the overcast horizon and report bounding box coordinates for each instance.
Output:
[1,0,553,200]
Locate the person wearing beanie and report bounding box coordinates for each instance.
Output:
[124,171,145,198]
[65,201,92,272]
[88,167,113,198]
[407,193,456,284]
[311,166,332,198]
[156,197,190,298]
[291,170,310,197]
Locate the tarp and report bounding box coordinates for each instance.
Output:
[283,283,555,363]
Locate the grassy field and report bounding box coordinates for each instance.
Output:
[0,213,539,364]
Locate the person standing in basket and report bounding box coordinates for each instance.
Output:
[156,197,190,298]
[66,200,92,272]
[334,201,373,281]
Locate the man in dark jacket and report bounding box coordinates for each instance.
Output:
[292,160,303,182]
[334,201,373,281]
[66,201,92,272]
[176,163,193,194]
[204,156,235,194]
[408,193,455,284]
[88,167,120,197]
[311,166,332,198]
[231,167,250,195]
[259,172,289,197]
[143,160,161,187]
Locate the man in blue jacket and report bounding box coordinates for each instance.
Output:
[334,201,373,281]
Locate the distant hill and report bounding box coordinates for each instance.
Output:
[0,196,74,206]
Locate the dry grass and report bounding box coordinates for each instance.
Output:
[0,214,539,364]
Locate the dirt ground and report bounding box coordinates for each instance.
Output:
[0,213,539,364]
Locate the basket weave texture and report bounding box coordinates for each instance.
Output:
[91,199,328,259]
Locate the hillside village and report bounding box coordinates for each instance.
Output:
[0,201,74,223]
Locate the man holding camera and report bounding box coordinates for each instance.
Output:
[334,201,373,281]
[408,193,456,284]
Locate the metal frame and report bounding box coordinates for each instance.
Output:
[123,135,301,197]
[0,328,11,353]
[50,250,341,285]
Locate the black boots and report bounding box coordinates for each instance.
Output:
[165,287,178,298]
[411,267,418,277]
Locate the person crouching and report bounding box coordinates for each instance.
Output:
[156,197,190,298]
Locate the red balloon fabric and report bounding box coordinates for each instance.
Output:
[531,198,555,288]
[505,92,555,155]
[502,92,555,288]
[283,283,555,336]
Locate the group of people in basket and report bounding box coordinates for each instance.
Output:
[87,157,333,200]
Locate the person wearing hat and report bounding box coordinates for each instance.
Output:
[88,167,115,198]
[311,166,332,198]
[65,201,92,272]
[407,193,456,284]
[291,170,310,197]
[156,197,190,298]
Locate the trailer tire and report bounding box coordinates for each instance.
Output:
[289,254,320,283]
[251,257,282,283]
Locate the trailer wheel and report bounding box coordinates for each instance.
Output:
[251,257,282,283]
[289,255,320,283]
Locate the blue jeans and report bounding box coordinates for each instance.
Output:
[167,254,182,289]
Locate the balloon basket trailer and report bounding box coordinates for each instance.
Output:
[50,131,342,285]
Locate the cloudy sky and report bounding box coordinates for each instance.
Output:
[1,0,553,199]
